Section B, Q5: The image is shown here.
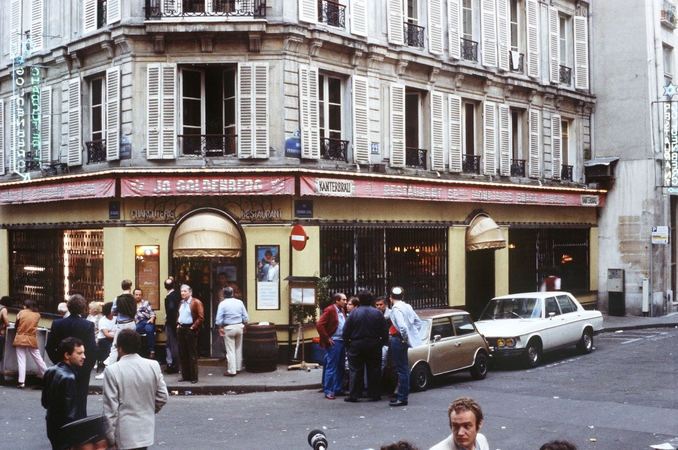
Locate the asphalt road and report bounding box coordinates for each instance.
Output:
[2,328,677,450]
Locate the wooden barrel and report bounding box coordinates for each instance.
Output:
[243,322,278,373]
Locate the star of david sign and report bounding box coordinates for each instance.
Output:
[665,82,678,100]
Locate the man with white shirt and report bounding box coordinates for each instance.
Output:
[388,286,421,407]
[214,286,248,377]
[429,397,489,450]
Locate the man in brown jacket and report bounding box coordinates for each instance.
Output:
[176,284,204,383]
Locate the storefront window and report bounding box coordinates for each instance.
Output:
[135,245,160,309]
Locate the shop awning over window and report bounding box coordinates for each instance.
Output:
[173,212,242,258]
[466,215,506,251]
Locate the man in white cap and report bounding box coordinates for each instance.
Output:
[388,286,421,407]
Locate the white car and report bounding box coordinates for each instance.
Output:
[474,292,603,367]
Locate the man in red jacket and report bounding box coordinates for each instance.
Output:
[316,293,347,400]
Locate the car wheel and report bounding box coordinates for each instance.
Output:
[410,364,431,392]
[470,352,488,380]
[524,339,542,368]
[577,329,593,354]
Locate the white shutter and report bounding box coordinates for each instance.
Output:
[430,91,445,171]
[496,0,509,71]
[147,65,161,159]
[448,0,461,60]
[390,83,405,168]
[160,64,177,158]
[146,64,176,160]
[351,0,368,37]
[526,0,539,78]
[107,0,121,24]
[30,0,43,52]
[40,86,51,164]
[163,0,181,14]
[548,7,560,84]
[10,97,18,173]
[299,65,319,160]
[449,94,462,172]
[481,0,497,67]
[0,99,5,174]
[84,0,97,34]
[10,0,22,58]
[253,63,269,158]
[299,0,318,24]
[498,104,510,176]
[67,78,82,166]
[238,63,269,159]
[352,75,370,164]
[387,0,404,45]
[483,101,496,175]
[574,15,589,90]
[551,114,562,180]
[106,67,120,160]
[528,108,540,178]
[428,0,444,55]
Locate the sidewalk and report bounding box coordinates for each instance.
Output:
[87,312,678,396]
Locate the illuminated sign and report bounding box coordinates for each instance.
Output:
[663,102,678,187]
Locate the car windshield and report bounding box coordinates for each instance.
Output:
[480,297,543,320]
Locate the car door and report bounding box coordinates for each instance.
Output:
[451,314,481,369]
[556,294,583,345]
[427,316,460,375]
[543,296,565,349]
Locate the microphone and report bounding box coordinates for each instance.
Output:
[308,429,328,450]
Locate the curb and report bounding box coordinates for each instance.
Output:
[88,382,322,396]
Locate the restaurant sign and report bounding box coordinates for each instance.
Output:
[121,176,295,197]
[0,179,116,205]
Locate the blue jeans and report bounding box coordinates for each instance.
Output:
[136,319,156,353]
[323,340,346,396]
[390,336,410,402]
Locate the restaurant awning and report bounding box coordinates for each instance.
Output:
[466,215,506,251]
[173,212,242,258]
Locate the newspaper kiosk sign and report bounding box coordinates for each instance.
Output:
[652,226,669,245]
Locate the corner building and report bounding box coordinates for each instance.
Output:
[0,0,602,358]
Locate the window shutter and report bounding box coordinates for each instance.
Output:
[526,0,539,78]
[163,0,181,14]
[9,97,18,173]
[10,0,21,58]
[351,0,368,37]
[431,91,445,171]
[299,0,318,24]
[107,0,121,24]
[0,99,5,174]
[84,0,97,34]
[574,15,589,90]
[352,75,370,164]
[498,104,510,176]
[449,94,462,172]
[551,114,562,180]
[146,64,161,159]
[40,86,51,164]
[481,0,497,67]
[299,65,319,160]
[387,0,404,45]
[390,83,405,168]
[30,0,43,52]
[106,67,120,160]
[428,0,444,55]
[528,108,540,178]
[67,78,82,166]
[160,64,177,159]
[448,0,461,60]
[146,63,177,160]
[483,101,496,175]
[253,63,269,158]
[496,0,509,71]
[238,63,269,159]
[548,7,559,84]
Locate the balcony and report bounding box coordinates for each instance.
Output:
[179,134,237,157]
[320,137,349,162]
[405,148,427,169]
[509,51,524,73]
[561,164,573,181]
[559,65,572,85]
[510,159,526,177]
[86,139,107,164]
[318,0,345,28]
[462,154,481,174]
[461,38,478,62]
[145,0,266,19]
[404,22,425,48]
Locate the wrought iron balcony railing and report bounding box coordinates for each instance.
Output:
[509,51,524,73]
[145,0,266,19]
[320,137,349,162]
[559,65,572,85]
[179,134,237,157]
[404,22,425,48]
[86,139,107,164]
[511,159,526,177]
[461,38,478,62]
[462,154,481,174]
[318,0,345,28]
[561,164,573,181]
[405,147,427,169]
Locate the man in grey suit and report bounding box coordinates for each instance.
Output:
[102,329,168,450]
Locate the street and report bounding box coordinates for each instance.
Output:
[1,328,677,450]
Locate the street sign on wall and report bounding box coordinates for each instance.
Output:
[652,226,669,244]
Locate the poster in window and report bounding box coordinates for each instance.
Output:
[256,245,280,310]
[135,245,160,310]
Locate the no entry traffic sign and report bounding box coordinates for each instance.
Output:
[290,224,308,251]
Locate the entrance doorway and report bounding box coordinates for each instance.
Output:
[465,249,495,320]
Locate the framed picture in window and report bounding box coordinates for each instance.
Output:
[255,245,280,310]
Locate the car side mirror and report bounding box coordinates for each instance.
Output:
[433,335,441,342]
[548,312,555,318]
